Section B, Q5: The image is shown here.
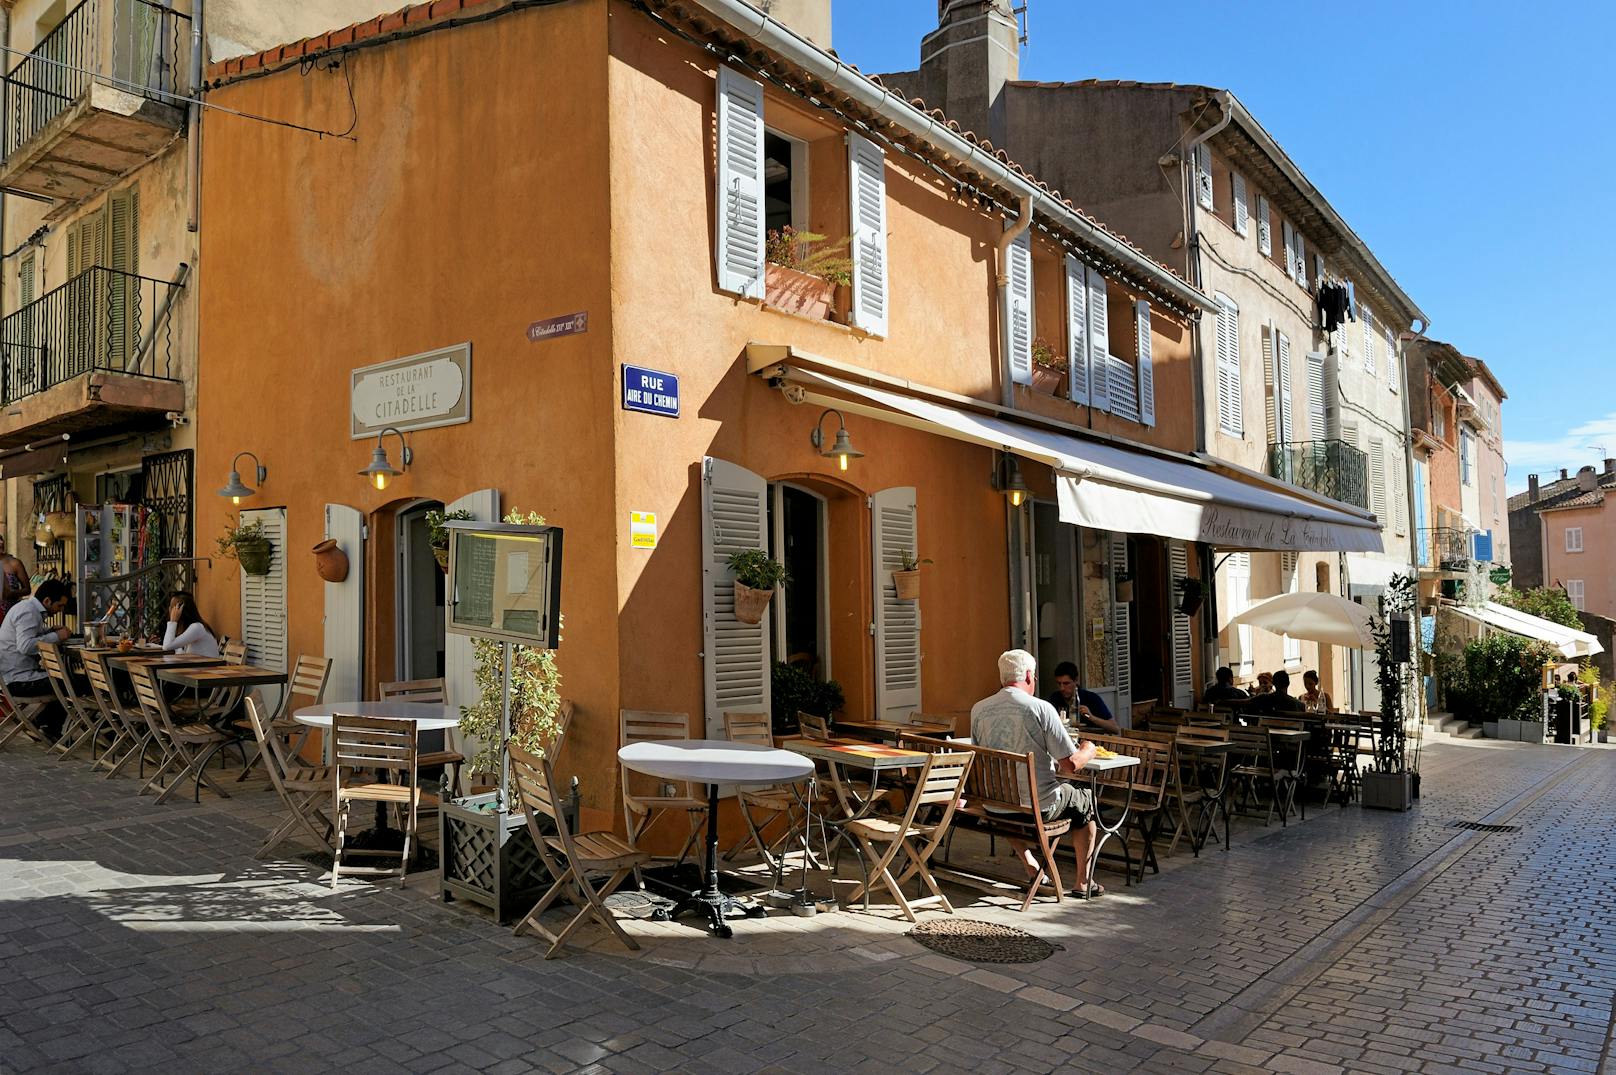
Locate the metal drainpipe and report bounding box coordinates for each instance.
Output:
[186,0,203,233]
[995,195,1033,408]
[1399,316,1429,729]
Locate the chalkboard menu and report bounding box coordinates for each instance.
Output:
[445,521,564,648]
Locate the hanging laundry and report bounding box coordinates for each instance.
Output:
[1317,281,1352,332]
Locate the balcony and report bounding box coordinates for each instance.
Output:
[1265,439,1369,511]
[1,0,189,204]
[1417,527,1472,573]
[0,264,185,450]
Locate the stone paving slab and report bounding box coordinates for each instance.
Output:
[0,735,1612,1073]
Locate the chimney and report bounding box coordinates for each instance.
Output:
[1561,468,1569,480]
[759,0,832,50]
[913,1,1020,146]
[1606,457,1615,476]
[1579,466,1598,493]
[1528,474,1539,503]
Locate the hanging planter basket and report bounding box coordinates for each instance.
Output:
[312,539,349,583]
[433,546,450,573]
[733,581,774,625]
[237,538,274,577]
[893,569,921,601]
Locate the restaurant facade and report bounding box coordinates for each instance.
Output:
[195,0,1385,823]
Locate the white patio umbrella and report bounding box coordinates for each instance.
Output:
[1225,592,1379,648]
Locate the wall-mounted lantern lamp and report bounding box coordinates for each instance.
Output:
[358,426,412,491]
[810,409,864,471]
[217,452,266,505]
[995,451,1028,507]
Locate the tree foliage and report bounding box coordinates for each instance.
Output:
[1437,632,1555,724]
[1495,585,1582,630]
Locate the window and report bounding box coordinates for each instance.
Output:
[770,484,829,671]
[1433,405,1445,440]
[1369,437,1387,522]
[1232,172,1249,235]
[1460,428,1473,485]
[1385,326,1399,392]
[1567,527,1584,553]
[1291,229,1307,289]
[763,131,807,234]
[1256,195,1272,255]
[1282,219,1296,277]
[1306,351,1328,440]
[1281,552,1301,665]
[1195,143,1213,210]
[1226,552,1253,675]
[1568,579,1585,611]
[1361,306,1377,375]
[1215,294,1243,436]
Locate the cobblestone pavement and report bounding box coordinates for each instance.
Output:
[1,734,1613,1074]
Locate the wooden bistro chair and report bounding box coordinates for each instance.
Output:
[722,710,826,883]
[132,666,235,805]
[0,676,51,750]
[80,652,144,780]
[244,697,334,858]
[330,714,419,888]
[235,654,333,781]
[945,737,1074,913]
[797,712,832,740]
[843,750,973,922]
[619,710,708,871]
[378,677,463,796]
[509,742,648,959]
[39,643,101,762]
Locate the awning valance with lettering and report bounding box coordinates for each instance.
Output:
[774,365,1383,554]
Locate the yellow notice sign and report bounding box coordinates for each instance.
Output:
[630,511,658,549]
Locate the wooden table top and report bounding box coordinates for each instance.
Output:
[157,664,288,688]
[832,718,954,739]
[101,652,223,668]
[1175,738,1235,754]
[777,737,930,770]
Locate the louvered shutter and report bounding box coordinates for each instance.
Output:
[1135,299,1155,426]
[1342,419,1359,449]
[1282,219,1295,276]
[1276,332,1293,443]
[1232,173,1248,235]
[1323,351,1340,439]
[1292,231,1307,289]
[1393,462,1407,534]
[1385,327,1399,392]
[872,487,921,722]
[702,458,770,736]
[1109,533,1131,718]
[19,252,34,305]
[1256,195,1272,255]
[1362,306,1377,375]
[108,186,138,366]
[1086,262,1110,413]
[1108,351,1138,423]
[1262,325,1277,444]
[1195,143,1213,209]
[1064,255,1089,406]
[714,66,766,299]
[66,227,79,279]
[1006,228,1034,386]
[1306,351,1328,440]
[1168,541,1194,707]
[322,504,366,708]
[1226,552,1253,675]
[1314,254,1325,288]
[444,488,499,759]
[847,134,889,335]
[1215,295,1242,435]
[239,507,287,673]
[1368,438,1387,522]
[1281,551,1301,664]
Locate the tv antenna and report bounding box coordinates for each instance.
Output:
[1013,3,1030,47]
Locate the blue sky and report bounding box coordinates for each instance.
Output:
[830,1,1610,492]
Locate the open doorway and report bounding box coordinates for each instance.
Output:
[396,500,446,683]
[770,483,829,677]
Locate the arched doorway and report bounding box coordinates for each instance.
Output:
[394,498,446,683]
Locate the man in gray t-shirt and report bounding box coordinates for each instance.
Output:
[970,649,1103,897]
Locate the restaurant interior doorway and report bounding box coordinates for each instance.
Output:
[395,499,446,684]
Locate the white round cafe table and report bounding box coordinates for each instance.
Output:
[617,739,812,939]
[292,702,459,730]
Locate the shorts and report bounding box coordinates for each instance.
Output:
[1042,781,1095,825]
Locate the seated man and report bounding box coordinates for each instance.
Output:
[972,649,1104,897]
[1245,669,1306,716]
[1043,660,1120,734]
[0,578,72,740]
[1202,665,1249,706]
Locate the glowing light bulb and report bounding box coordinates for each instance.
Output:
[1010,489,1025,507]
[231,495,242,506]
[838,453,849,471]
[373,472,389,491]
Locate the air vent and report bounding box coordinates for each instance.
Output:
[1450,821,1520,833]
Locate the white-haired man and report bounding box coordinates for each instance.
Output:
[970,649,1103,897]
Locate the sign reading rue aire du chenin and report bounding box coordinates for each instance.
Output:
[350,343,472,439]
[621,365,680,418]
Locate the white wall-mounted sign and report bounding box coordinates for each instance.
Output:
[351,343,472,439]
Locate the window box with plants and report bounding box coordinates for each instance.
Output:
[764,227,852,321]
[728,548,787,625]
[1031,336,1068,397]
[218,517,273,577]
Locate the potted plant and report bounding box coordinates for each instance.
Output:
[425,508,475,572]
[1030,337,1067,396]
[893,551,932,601]
[771,661,845,736]
[218,517,273,576]
[728,548,787,625]
[764,227,852,320]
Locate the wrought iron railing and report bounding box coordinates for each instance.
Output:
[3,0,190,163]
[0,265,181,406]
[1265,438,1370,511]
[1418,527,1471,569]
[81,558,199,641]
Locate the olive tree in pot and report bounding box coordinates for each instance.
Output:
[728,548,787,625]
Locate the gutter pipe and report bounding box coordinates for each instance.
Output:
[995,195,1032,407]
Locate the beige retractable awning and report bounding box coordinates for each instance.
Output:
[776,365,1383,554]
[1444,602,1603,659]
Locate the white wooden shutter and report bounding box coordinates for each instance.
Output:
[1108,352,1138,423]
[1568,580,1585,610]
[1195,143,1213,209]
[1215,294,1242,435]
[1306,351,1328,440]
[1256,195,1272,255]
[1086,262,1110,413]
[19,252,35,305]
[1369,438,1387,522]
[1262,325,1278,444]
[1064,255,1089,405]
[1342,418,1359,449]
[1282,219,1295,277]
[1323,351,1341,439]
[1168,541,1194,707]
[1292,230,1307,289]
[1281,551,1301,664]
[1109,532,1131,717]
[1007,227,1034,386]
[847,133,889,335]
[444,488,499,753]
[702,458,771,736]
[1393,462,1407,534]
[239,507,287,673]
[871,487,921,722]
[322,504,365,705]
[1232,173,1248,236]
[1226,552,1253,675]
[714,66,766,299]
[1385,326,1399,392]
[1135,299,1155,426]
[1314,253,1325,288]
[1361,306,1377,375]
[1276,332,1294,443]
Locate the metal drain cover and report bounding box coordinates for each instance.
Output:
[1450,820,1521,833]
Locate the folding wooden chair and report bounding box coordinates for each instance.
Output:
[235,654,332,781]
[0,676,50,749]
[619,710,707,870]
[797,712,831,739]
[80,652,144,779]
[244,697,334,858]
[39,643,100,762]
[378,677,463,794]
[843,750,973,922]
[722,710,825,880]
[510,743,648,959]
[132,666,234,805]
[331,714,419,888]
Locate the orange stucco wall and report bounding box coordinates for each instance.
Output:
[1542,502,1615,619]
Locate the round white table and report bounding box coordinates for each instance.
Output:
[617,739,812,938]
[292,701,459,730]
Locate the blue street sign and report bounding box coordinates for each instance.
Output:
[621,365,680,418]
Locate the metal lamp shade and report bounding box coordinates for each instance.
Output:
[359,445,404,490]
[822,427,864,470]
[218,470,255,502]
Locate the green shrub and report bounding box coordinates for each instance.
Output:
[771,661,844,736]
[1439,633,1555,724]
[728,548,788,590]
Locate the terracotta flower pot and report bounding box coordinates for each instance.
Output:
[765,263,834,321]
[433,546,450,573]
[1031,365,1066,396]
[237,538,273,577]
[733,581,774,625]
[312,538,349,583]
[893,569,921,601]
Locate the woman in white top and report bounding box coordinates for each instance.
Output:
[159,592,221,657]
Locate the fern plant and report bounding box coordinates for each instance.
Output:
[765,227,854,286]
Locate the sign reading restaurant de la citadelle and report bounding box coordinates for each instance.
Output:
[350,343,472,439]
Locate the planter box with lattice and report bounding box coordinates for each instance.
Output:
[439,789,578,924]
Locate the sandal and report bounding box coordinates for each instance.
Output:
[1073,881,1106,898]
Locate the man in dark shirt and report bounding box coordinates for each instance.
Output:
[1202,666,1248,706]
[1043,660,1120,733]
[1245,669,1306,716]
